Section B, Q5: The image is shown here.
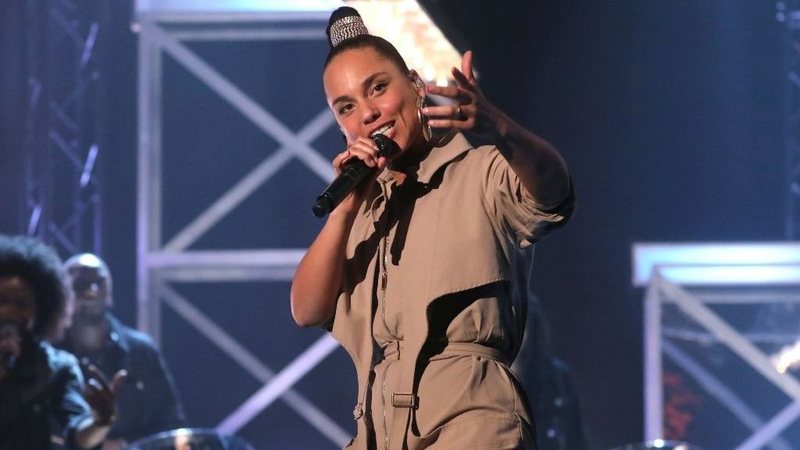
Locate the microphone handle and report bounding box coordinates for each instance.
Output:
[312,134,399,217]
[312,160,372,217]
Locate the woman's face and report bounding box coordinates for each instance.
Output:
[323,47,424,156]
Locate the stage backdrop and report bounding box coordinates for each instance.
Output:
[0,1,787,448]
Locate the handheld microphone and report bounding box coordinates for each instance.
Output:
[312,134,399,217]
[0,320,21,371]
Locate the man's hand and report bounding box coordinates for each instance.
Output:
[84,365,127,426]
[74,366,127,449]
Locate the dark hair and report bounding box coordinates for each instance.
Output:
[323,7,409,74]
[324,34,410,75]
[0,234,67,338]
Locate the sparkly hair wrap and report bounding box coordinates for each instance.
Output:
[326,6,370,48]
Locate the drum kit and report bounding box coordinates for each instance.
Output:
[127,428,254,450]
[608,440,705,450]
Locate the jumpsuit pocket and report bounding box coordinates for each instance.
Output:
[406,413,531,450]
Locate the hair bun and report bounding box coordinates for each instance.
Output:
[326,6,370,48]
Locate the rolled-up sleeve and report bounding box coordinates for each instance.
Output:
[482,147,575,247]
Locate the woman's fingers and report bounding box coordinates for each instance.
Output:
[422,104,469,119]
[424,84,476,127]
[422,103,475,131]
[348,144,379,167]
[327,136,386,212]
[461,50,475,83]
[451,68,476,92]
[425,84,473,102]
[419,51,497,134]
[333,138,383,173]
[332,150,350,174]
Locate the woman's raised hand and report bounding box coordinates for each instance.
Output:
[423,50,503,137]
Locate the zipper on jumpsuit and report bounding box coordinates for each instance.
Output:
[378,178,398,450]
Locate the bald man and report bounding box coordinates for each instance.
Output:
[58,254,186,449]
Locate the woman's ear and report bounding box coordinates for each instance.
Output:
[408,70,426,98]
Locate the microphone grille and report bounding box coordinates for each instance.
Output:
[372,134,399,158]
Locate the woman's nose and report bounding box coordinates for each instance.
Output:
[361,102,380,124]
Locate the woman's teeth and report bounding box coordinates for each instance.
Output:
[371,124,392,137]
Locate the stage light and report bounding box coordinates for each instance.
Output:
[134,1,461,85]
[135,0,342,14]
[345,0,462,86]
[772,340,800,373]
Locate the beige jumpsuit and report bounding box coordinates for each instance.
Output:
[332,134,574,450]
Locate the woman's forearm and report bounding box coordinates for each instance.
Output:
[290,209,356,327]
[490,110,571,208]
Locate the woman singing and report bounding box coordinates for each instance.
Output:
[291,7,575,449]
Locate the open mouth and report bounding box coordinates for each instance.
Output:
[369,122,394,138]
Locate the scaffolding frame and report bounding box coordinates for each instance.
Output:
[22,0,105,255]
[779,0,800,240]
[634,243,800,449]
[135,10,350,446]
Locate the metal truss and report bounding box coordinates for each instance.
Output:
[778,0,800,239]
[22,0,105,254]
[634,243,800,449]
[136,10,349,447]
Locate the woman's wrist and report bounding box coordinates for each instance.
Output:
[329,205,360,222]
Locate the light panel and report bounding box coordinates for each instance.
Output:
[632,243,800,286]
[135,0,342,14]
[136,0,461,85]
[655,264,800,286]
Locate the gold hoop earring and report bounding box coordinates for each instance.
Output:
[417,96,432,142]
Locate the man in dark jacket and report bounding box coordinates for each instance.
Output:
[57,253,186,449]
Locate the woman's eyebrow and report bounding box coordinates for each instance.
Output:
[331,72,389,106]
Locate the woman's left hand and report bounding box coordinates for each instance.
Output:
[422,50,502,137]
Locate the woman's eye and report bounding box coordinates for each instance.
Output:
[372,82,388,95]
[338,104,353,115]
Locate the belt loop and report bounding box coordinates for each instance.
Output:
[391,392,418,409]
